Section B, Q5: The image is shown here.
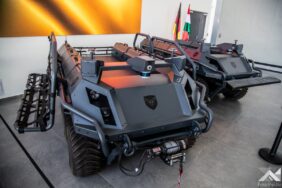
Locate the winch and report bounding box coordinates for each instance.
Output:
[149,140,188,166]
[118,138,193,176]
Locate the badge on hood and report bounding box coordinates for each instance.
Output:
[144,95,158,110]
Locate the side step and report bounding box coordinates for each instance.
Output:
[14,73,50,133]
[226,76,281,90]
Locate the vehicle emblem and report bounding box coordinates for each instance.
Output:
[231,61,237,68]
[144,95,158,110]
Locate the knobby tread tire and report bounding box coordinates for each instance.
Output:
[223,88,248,100]
[65,119,105,177]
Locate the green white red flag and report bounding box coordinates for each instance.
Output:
[182,4,191,41]
[173,3,181,40]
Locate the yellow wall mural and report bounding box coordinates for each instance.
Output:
[0,0,142,37]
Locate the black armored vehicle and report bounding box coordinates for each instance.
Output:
[14,33,212,176]
[140,36,281,101]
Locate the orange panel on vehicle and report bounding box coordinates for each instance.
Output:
[104,62,129,67]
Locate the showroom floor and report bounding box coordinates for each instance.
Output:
[0,72,281,188]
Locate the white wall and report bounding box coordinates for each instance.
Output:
[0,34,135,99]
[0,0,215,99]
[217,0,282,65]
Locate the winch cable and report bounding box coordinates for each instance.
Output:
[0,114,54,188]
[118,150,152,176]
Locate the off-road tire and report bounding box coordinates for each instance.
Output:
[223,88,248,100]
[65,122,105,176]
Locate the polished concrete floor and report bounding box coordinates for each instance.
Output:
[0,72,281,188]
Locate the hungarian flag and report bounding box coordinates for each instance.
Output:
[173,3,181,40]
[182,4,191,41]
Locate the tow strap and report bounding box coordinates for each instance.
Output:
[177,161,184,188]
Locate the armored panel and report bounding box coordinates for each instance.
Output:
[115,83,192,127]
[58,44,82,92]
[210,55,250,75]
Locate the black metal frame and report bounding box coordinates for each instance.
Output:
[133,33,153,54]
[14,33,57,133]
[250,60,282,74]
[75,46,114,58]
[150,36,197,80]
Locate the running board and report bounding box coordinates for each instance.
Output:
[14,74,51,133]
[226,76,281,90]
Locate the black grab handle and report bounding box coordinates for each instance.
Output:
[133,33,153,54]
[196,81,213,132]
[151,36,197,80]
